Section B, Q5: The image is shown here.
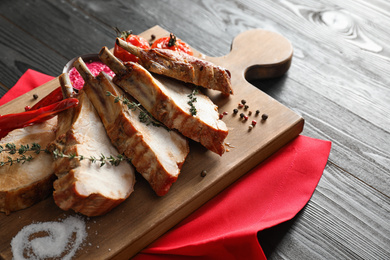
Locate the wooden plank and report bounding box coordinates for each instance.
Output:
[0,25,303,259]
[240,0,390,194]
[1,0,389,259]
[0,0,114,89]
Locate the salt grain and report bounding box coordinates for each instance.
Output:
[11,215,87,260]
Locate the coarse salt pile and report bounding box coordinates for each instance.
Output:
[11,215,87,260]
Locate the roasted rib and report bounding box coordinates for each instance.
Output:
[99,46,228,156]
[116,38,233,95]
[0,117,57,214]
[48,73,136,216]
[73,57,189,196]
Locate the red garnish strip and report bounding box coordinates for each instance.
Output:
[0,98,79,139]
[30,87,64,110]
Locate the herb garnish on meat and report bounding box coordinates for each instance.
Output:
[106,91,169,130]
[0,143,131,167]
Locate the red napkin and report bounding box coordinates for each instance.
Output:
[0,69,55,106]
[0,70,332,260]
[136,135,331,259]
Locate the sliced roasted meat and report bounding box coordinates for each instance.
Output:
[0,117,57,214]
[48,73,136,216]
[116,38,233,95]
[73,58,189,196]
[99,47,228,156]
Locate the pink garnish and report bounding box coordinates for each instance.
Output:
[69,61,115,90]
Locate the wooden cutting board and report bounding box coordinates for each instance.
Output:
[0,25,303,259]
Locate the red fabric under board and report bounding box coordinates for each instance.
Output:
[0,69,332,260]
[0,69,55,106]
[135,135,331,259]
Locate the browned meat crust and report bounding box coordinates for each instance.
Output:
[0,169,55,215]
[48,73,136,216]
[116,38,233,95]
[73,58,190,196]
[99,47,228,156]
[0,118,57,214]
[52,168,128,216]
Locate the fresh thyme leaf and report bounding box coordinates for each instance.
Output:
[106,91,169,130]
[6,143,16,154]
[187,87,199,116]
[0,142,132,167]
[18,144,28,154]
[139,111,148,123]
[32,143,41,154]
[100,154,106,162]
[7,156,13,166]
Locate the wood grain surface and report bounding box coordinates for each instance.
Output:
[0,0,389,259]
[0,23,303,260]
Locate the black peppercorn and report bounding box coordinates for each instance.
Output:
[233,108,238,114]
[241,99,247,105]
[256,110,260,115]
[33,94,39,100]
[240,113,245,118]
[262,114,268,120]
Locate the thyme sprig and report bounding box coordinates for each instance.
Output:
[106,91,169,130]
[168,33,177,47]
[0,143,43,166]
[187,87,199,116]
[113,27,132,40]
[52,150,129,167]
[0,143,131,167]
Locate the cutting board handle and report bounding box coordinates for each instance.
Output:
[210,29,293,82]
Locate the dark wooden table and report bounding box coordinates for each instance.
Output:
[1,0,389,259]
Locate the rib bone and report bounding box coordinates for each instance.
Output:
[116,38,233,95]
[99,47,228,156]
[48,73,136,216]
[74,57,189,196]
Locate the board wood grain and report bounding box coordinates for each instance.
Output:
[0,25,303,259]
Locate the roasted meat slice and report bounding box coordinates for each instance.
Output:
[48,73,136,216]
[73,58,189,196]
[0,117,57,214]
[99,47,228,156]
[116,38,233,95]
